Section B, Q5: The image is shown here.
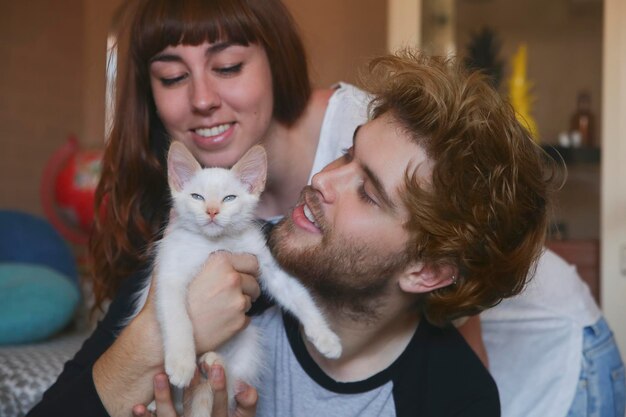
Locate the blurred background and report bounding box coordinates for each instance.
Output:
[1,0,624,351]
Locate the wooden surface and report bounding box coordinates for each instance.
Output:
[546,239,600,305]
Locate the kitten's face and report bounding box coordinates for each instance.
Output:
[176,169,258,237]
[167,142,267,237]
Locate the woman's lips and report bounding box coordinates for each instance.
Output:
[195,123,232,137]
[191,122,235,150]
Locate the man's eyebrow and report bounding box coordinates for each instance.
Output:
[353,127,397,211]
[149,41,237,64]
[362,164,397,211]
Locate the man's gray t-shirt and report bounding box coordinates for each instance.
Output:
[252,307,500,417]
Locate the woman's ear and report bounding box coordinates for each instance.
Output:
[398,262,458,294]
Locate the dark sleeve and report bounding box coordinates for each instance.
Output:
[426,323,500,417]
[392,320,500,417]
[26,271,148,417]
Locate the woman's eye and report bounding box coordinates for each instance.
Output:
[222,195,237,202]
[160,74,188,86]
[214,63,243,76]
[191,193,205,201]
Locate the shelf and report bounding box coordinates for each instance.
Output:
[542,145,600,164]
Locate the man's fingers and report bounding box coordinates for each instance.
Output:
[132,404,149,417]
[208,363,229,417]
[153,373,177,417]
[234,383,258,417]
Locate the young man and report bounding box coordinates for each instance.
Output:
[145,50,554,417]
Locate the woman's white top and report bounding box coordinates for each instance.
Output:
[481,248,601,417]
[308,82,371,182]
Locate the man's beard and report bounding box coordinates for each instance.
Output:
[268,216,409,321]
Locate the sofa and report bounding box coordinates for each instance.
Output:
[0,210,91,417]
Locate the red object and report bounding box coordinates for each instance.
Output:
[41,136,103,245]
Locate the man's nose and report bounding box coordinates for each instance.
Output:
[311,162,352,204]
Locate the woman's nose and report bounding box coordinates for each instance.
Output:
[191,76,221,113]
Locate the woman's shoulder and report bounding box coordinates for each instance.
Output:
[310,88,335,107]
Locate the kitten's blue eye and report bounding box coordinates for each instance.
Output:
[191,193,205,201]
[222,195,237,202]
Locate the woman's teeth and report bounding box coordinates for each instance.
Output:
[303,205,319,227]
[195,123,231,137]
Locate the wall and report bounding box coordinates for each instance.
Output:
[455,0,603,145]
[387,0,422,52]
[602,0,626,353]
[82,0,125,149]
[0,0,84,215]
[283,0,387,88]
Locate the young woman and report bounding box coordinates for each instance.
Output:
[27,0,369,416]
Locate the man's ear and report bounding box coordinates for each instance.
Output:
[398,262,458,294]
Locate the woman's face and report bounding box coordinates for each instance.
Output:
[149,41,274,168]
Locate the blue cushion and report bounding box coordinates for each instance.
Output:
[0,210,78,285]
[0,263,80,345]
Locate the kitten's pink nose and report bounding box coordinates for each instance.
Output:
[207,208,220,219]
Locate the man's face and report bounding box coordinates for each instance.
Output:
[269,112,434,316]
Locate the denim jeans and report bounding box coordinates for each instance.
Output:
[567,317,626,417]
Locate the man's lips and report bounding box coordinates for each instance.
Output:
[292,205,320,234]
[302,205,319,227]
[291,187,324,234]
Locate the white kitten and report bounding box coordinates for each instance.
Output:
[131,142,341,416]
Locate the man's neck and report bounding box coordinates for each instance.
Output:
[302,305,421,382]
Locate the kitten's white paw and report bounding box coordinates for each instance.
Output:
[199,351,223,369]
[165,352,197,388]
[307,329,342,359]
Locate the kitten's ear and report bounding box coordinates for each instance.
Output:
[168,142,202,192]
[232,145,267,195]
[398,262,458,294]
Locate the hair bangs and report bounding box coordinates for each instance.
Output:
[132,0,262,64]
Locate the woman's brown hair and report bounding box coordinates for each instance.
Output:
[362,50,560,326]
[90,0,311,312]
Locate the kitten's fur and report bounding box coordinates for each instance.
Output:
[131,142,341,416]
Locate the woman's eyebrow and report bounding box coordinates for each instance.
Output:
[149,41,240,64]
[204,41,237,56]
[149,53,182,64]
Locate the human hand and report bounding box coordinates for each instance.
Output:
[187,251,261,353]
[131,362,258,417]
[137,250,260,362]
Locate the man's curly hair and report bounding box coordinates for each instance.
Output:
[362,50,560,326]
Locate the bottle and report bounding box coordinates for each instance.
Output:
[570,91,595,147]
